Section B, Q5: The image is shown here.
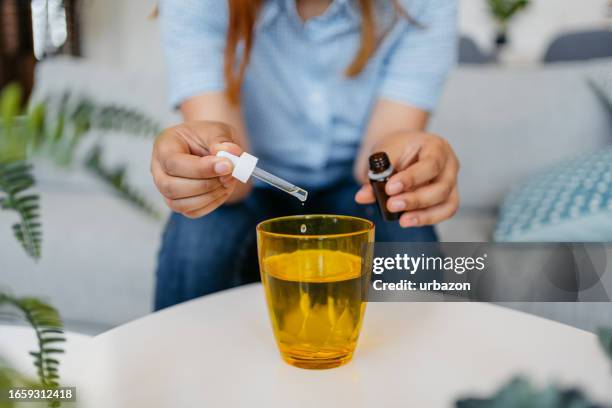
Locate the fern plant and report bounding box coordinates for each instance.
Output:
[0,82,163,403]
[599,327,612,362]
[487,0,530,25]
[0,359,41,408]
[456,329,612,407]
[0,82,164,403]
[0,85,43,260]
[0,162,41,259]
[456,376,605,408]
[0,292,65,407]
[0,82,162,261]
[85,145,161,218]
[486,0,530,48]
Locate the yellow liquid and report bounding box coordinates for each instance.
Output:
[261,249,367,369]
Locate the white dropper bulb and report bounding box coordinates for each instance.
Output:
[216,151,308,202]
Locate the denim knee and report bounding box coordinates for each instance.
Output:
[154,203,261,310]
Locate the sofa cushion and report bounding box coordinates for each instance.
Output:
[494,147,612,242]
[430,59,612,210]
[0,189,166,331]
[436,210,496,242]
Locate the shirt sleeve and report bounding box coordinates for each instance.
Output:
[377,0,458,112]
[159,0,228,108]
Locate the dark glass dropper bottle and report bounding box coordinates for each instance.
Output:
[369,152,400,221]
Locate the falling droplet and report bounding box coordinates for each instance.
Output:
[300,224,307,234]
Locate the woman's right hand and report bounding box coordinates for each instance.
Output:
[151,121,245,218]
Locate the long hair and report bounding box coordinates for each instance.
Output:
[224,0,404,104]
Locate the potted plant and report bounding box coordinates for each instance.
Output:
[486,0,530,51]
[456,328,612,407]
[0,82,161,406]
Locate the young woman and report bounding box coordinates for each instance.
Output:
[152,0,460,310]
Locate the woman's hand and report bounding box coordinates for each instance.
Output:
[355,131,460,227]
[151,121,247,218]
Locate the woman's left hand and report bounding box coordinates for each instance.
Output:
[355,131,460,228]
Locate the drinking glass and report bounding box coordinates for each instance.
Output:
[257,214,374,369]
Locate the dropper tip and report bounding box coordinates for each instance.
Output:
[294,188,308,202]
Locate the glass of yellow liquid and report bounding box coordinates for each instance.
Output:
[257,214,375,369]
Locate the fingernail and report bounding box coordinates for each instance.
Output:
[389,200,406,212]
[214,160,231,175]
[387,181,403,195]
[402,217,419,228]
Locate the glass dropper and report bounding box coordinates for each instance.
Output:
[216,151,308,202]
[251,167,308,202]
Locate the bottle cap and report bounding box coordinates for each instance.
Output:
[369,152,391,172]
[368,152,394,180]
[216,151,258,183]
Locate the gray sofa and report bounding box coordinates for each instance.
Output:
[1,56,610,334]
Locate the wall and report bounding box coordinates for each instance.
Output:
[80,0,163,72]
[460,0,612,63]
[79,0,612,71]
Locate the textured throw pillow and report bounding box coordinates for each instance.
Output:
[494,148,612,242]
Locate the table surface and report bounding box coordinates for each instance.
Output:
[63,284,612,408]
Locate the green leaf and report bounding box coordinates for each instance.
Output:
[0,162,42,260]
[85,145,162,219]
[0,85,28,163]
[0,83,22,127]
[27,103,46,147]
[598,327,612,362]
[0,293,65,388]
[40,329,64,335]
[40,349,65,355]
[51,114,65,144]
[1,84,165,261]
[0,356,43,408]
[455,376,603,408]
[40,337,66,345]
[487,0,530,23]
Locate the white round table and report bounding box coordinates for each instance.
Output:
[64,284,612,407]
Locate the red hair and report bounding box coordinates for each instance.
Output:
[224,0,402,104]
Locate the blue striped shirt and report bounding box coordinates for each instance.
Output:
[160,0,457,188]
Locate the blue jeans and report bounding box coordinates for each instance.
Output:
[154,181,438,310]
